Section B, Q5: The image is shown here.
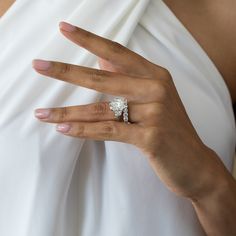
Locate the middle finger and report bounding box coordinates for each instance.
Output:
[32,60,161,101]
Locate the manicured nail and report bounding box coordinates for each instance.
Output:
[32,59,51,71]
[56,124,71,133]
[59,21,76,32]
[34,109,51,119]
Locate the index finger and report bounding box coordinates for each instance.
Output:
[59,21,155,76]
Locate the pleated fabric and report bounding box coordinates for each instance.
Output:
[0,0,235,235]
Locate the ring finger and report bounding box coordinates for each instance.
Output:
[34,101,160,124]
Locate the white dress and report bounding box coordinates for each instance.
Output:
[0,0,235,235]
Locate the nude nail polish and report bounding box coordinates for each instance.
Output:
[34,109,51,119]
[32,59,51,71]
[59,22,76,32]
[56,124,71,133]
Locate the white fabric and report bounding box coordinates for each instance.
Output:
[0,0,235,235]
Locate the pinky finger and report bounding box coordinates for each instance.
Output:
[55,121,143,145]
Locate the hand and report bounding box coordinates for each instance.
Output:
[33,21,213,199]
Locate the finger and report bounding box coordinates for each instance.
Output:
[59,21,157,77]
[35,102,119,123]
[55,121,144,145]
[32,60,162,101]
[34,102,163,125]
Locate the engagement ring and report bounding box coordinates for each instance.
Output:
[109,97,129,124]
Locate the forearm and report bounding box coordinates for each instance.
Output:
[190,147,236,236]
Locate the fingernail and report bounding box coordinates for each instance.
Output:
[59,21,76,32]
[32,59,51,71]
[34,109,51,119]
[56,124,71,133]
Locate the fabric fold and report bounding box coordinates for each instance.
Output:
[0,0,235,236]
[0,1,150,235]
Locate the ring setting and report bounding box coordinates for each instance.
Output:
[109,97,129,123]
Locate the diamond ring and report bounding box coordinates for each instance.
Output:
[109,97,129,123]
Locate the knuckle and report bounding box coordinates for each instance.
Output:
[83,30,92,39]
[58,107,69,120]
[60,63,72,74]
[58,107,69,121]
[92,102,109,115]
[101,121,117,138]
[161,68,172,79]
[152,80,170,101]
[75,125,85,137]
[78,30,91,47]
[146,103,162,117]
[89,70,106,83]
[154,66,172,80]
[151,79,161,91]
[144,127,161,146]
[145,127,158,140]
[159,85,168,100]
[109,41,125,54]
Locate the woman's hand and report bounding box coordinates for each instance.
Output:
[32,22,222,200]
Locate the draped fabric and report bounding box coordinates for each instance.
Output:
[0,0,235,235]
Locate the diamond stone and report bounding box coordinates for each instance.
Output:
[109,97,127,118]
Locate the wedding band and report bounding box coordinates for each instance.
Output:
[109,97,129,123]
[122,99,129,123]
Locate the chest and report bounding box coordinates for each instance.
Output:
[163,0,236,103]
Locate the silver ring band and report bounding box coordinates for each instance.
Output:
[122,99,129,123]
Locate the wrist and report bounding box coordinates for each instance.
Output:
[189,146,234,204]
[189,147,236,236]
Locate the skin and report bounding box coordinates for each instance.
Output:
[1,1,236,235]
[163,0,236,104]
[0,0,15,17]
[31,22,236,236]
